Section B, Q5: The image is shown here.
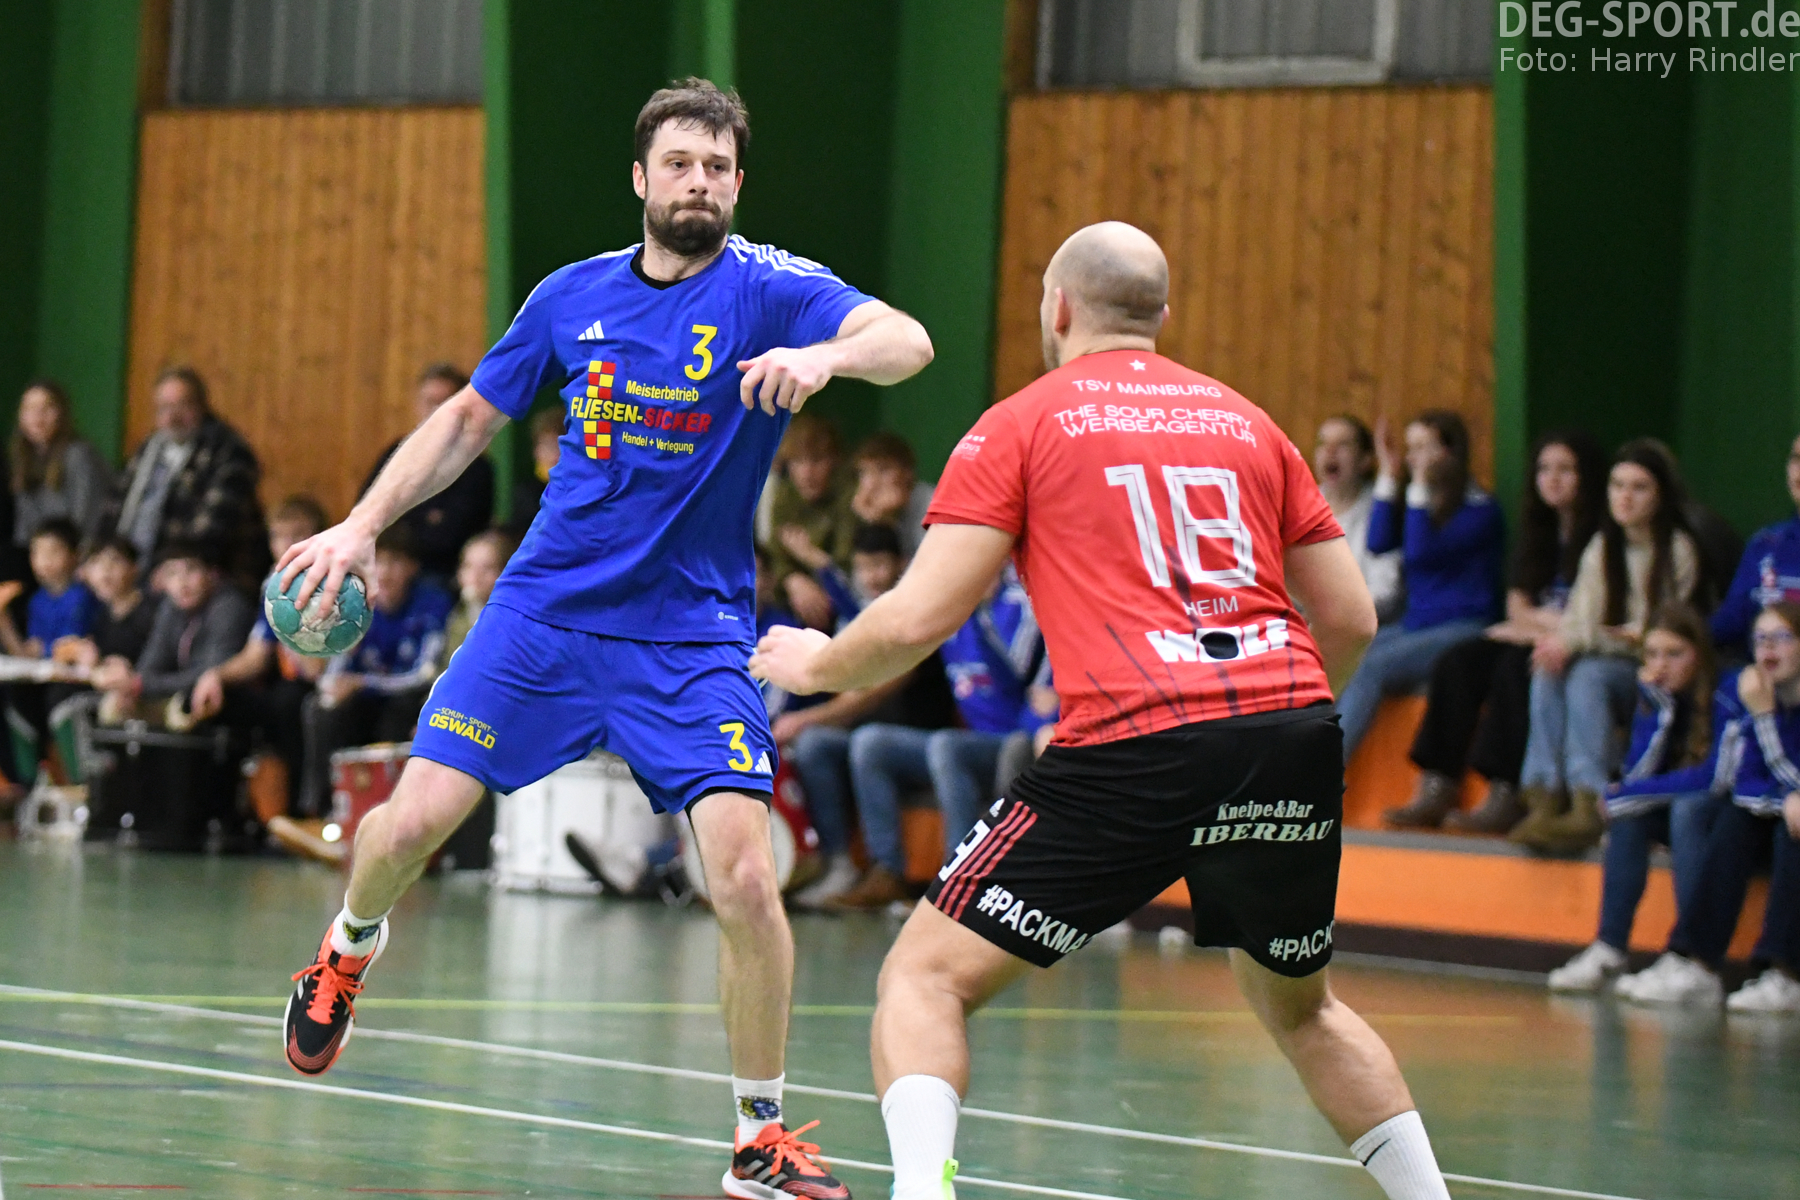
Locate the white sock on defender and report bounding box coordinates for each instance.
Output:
[1350,1111,1452,1200]
[732,1074,784,1139]
[327,902,389,958]
[883,1074,961,1200]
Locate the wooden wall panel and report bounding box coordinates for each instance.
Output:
[994,88,1495,479]
[128,107,486,524]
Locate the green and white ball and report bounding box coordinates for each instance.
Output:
[262,569,372,657]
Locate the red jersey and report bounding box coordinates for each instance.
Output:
[926,350,1343,746]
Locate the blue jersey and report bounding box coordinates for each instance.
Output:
[330,580,453,694]
[27,582,97,652]
[941,571,1052,736]
[471,236,875,643]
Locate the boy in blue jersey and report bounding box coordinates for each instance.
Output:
[275,79,931,1197]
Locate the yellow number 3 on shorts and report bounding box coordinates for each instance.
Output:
[719,721,755,771]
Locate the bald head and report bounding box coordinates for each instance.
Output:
[1046,222,1169,338]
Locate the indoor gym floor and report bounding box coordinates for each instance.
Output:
[0,841,1795,1200]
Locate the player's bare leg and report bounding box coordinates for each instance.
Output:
[689,791,850,1200]
[284,759,485,1075]
[1227,951,1412,1139]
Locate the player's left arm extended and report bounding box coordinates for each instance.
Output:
[750,522,1015,694]
[738,300,933,415]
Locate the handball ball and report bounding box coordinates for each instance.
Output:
[262,568,372,657]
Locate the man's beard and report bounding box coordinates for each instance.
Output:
[645,196,731,258]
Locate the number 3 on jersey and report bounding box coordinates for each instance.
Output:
[686,324,718,380]
[1105,464,1255,589]
[719,721,755,771]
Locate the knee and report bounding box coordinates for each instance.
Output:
[706,842,784,926]
[877,933,977,1011]
[847,725,885,774]
[365,792,444,863]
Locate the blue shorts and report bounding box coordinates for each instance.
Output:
[413,602,776,813]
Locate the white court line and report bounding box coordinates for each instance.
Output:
[0,1039,1128,1200]
[0,986,1649,1200]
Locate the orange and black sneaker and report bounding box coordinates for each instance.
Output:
[283,922,387,1075]
[723,1121,851,1200]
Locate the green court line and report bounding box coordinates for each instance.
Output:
[0,992,1518,1026]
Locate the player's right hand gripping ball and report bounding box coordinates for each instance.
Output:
[262,569,372,657]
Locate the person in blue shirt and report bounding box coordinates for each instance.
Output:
[1612,603,1800,1012]
[274,79,932,1187]
[1547,605,1722,991]
[1335,410,1504,759]
[1711,433,1800,653]
[0,518,99,659]
[826,567,1052,910]
[300,525,452,814]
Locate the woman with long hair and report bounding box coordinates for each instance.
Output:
[1385,430,1607,829]
[1335,409,1505,760]
[1548,604,1720,990]
[1614,602,1800,1012]
[11,379,111,549]
[1514,439,1701,853]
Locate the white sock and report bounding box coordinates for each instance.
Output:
[327,903,389,958]
[883,1074,961,1200]
[733,1074,784,1139]
[1350,1111,1452,1200]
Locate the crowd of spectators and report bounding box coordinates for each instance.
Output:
[1323,411,1800,1011]
[2,357,1795,1007]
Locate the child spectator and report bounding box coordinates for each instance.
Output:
[0,519,99,658]
[1515,441,1701,852]
[1712,432,1800,653]
[1614,603,1800,1011]
[1312,415,1403,624]
[850,432,934,559]
[302,526,452,812]
[833,567,1052,910]
[91,540,255,714]
[1336,410,1504,759]
[189,497,330,813]
[1548,605,1720,990]
[1388,431,1606,830]
[55,536,159,671]
[444,529,515,661]
[780,521,905,628]
[762,414,857,629]
[10,380,111,551]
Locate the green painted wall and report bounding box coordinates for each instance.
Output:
[0,5,55,419]
[735,0,901,450]
[881,0,1009,475]
[33,0,144,465]
[1490,30,1529,524]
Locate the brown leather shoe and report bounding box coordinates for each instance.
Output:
[1444,780,1525,835]
[824,865,909,910]
[1383,770,1459,829]
[1530,788,1606,854]
[1507,785,1569,845]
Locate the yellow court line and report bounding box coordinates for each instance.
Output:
[0,991,1519,1026]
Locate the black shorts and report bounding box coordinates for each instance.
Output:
[924,705,1343,977]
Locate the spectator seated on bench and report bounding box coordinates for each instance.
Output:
[832,565,1053,910]
[0,518,99,787]
[301,526,451,814]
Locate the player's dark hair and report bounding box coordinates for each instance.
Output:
[153,365,210,415]
[851,522,903,559]
[1644,602,1717,768]
[1514,429,1606,601]
[635,77,750,167]
[272,494,329,535]
[853,432,917,476]
[778,413,840,466]
[374,525,421,563]
[416,361,469,392]
[85,534,140,566]
[29,517,81,556]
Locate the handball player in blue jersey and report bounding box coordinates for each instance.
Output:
[274,79,931,1197]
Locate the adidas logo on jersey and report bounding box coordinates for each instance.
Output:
[577,320,605,341]
[754,751,771,773]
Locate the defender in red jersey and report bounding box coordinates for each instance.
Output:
[752,224,1454,1200]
